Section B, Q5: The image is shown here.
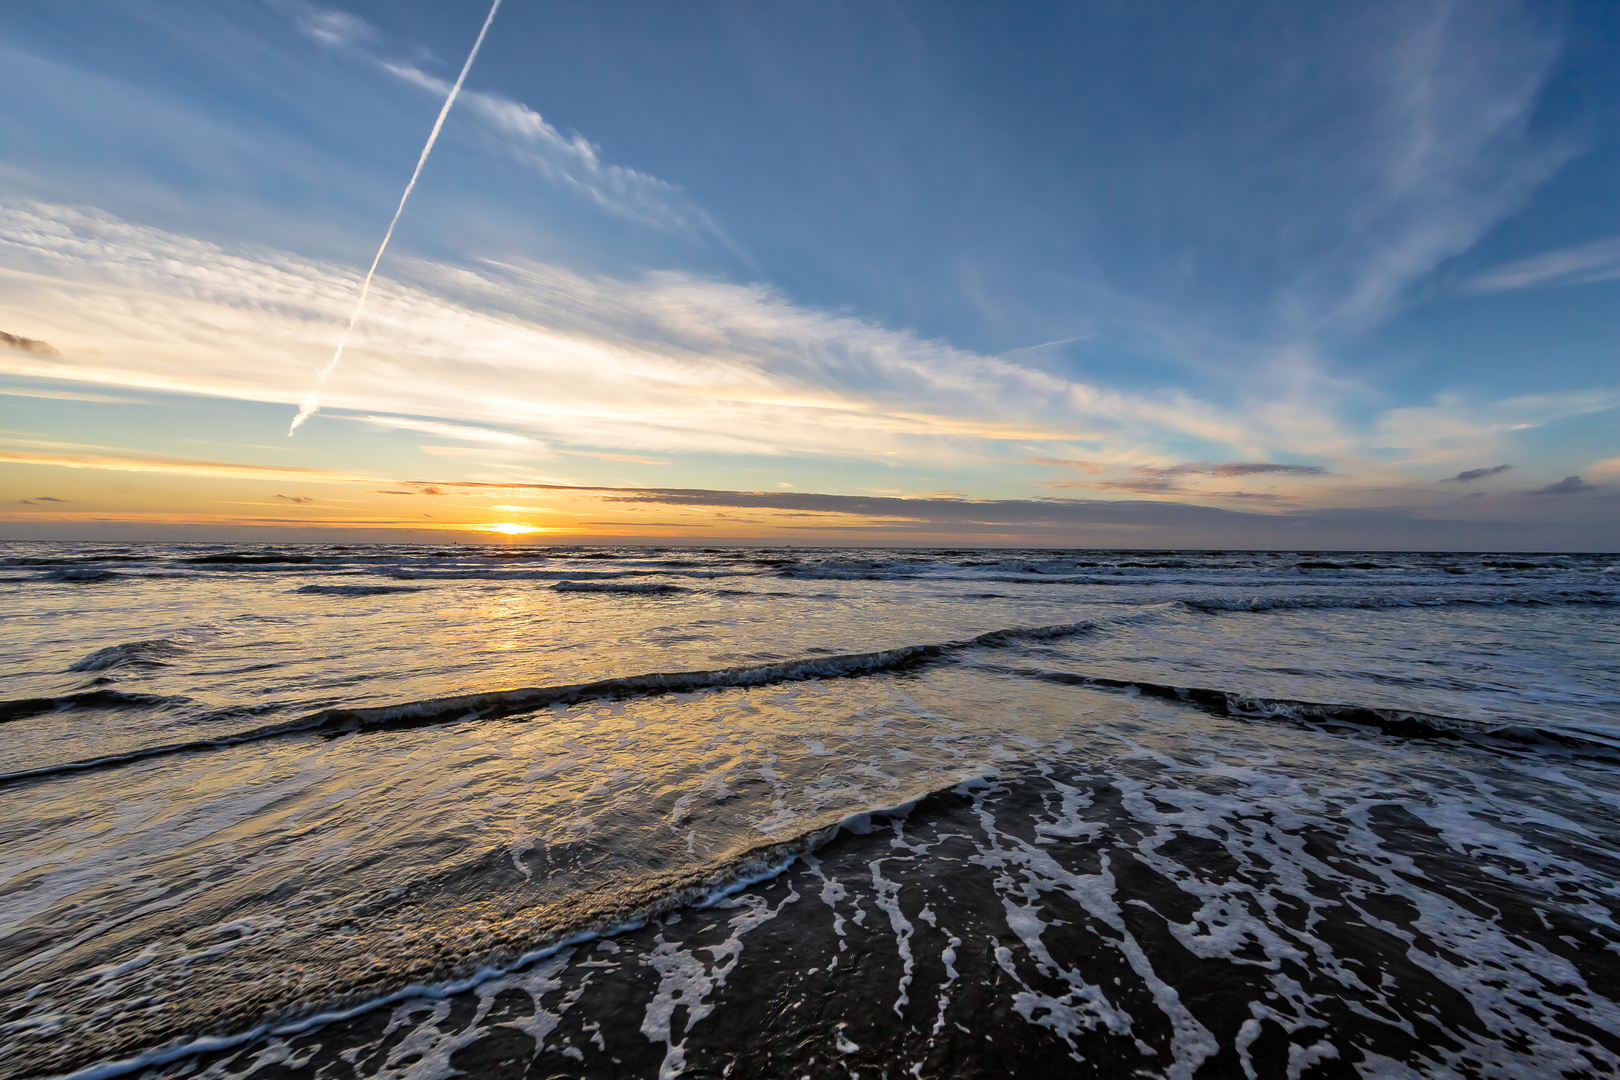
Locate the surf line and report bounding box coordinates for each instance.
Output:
[289,0,503,434]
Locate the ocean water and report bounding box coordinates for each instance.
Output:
[1,542,1618,1079]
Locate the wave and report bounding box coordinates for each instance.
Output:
[1172,592,1620,613]
[34,793,935,1080]
[0,689,193,724]
[3,556,151,567]
[0,621,1098,785]
[69,638,188,672]
[182,553,319,565]
[760,568,1620,597]
[552,580,687,594]
[387,568,651,582]
[40,567,124,583]
[962,574,1122,585]
[14,603,1611,784]
[778,569,1163,585]
[295,584,425,597]
[776,568,927,580]
[999,667,1620,758]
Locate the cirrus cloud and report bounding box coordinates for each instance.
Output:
[1132,461,1331,478]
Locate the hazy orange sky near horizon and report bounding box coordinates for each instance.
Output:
[6,435,1616,549]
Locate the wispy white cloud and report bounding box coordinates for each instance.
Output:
[286,2,715,238]
[988,1,1573,366]
[276,0,1574,415]
[1374,389,1619,452]
[998,335,1093,358]
[1460,236,1620,294]
[382,64,721,238]
[557,449,672,465]
[0,199,1610,509]
[0,447,361,482]
[0,200,1213,457]
[415,444,514,459]
[354,415,535,446]
[287,4,376,49]
[1,385,150,404]
[1027,458,1105,474]
[1586,457,1620,482]
[1294,0,1569,335]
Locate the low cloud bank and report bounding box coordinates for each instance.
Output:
[419,480,1616,551]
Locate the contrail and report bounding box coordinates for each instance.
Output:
[289,0,503,435]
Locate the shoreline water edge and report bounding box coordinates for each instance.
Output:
[2,542,1617,1078]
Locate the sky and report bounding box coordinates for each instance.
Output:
[0,0,1615,549]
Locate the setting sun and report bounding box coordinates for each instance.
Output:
[482,522,539,535]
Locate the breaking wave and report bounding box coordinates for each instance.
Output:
[295,584,425,597]
[1173,592,1619,612]
[0,622,1099,785]
[552,580,688,594]
[40,567,123,583]
[29,795,933,1080]
[69,638,188,672]
[182,553,319,565]
[0,689,194,724]
[997,667,1620,756]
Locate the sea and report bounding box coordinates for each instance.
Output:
[1,541,1618,1080]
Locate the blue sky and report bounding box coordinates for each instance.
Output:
[0,0,1615,547]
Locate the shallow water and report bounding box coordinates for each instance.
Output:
[1,543,1617,1078]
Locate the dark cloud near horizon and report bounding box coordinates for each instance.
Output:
[1535,476,1593,495]
[1134,462,1329,478]
[409,480,1615,548]
[598,487,1255,527]
[1446,465,1512,482]
[1044,463,1327,495]
[425,480,1263,528]
[274,494,314,504]
[0,331,58,356]
[1090,477,1187,494]
[17,495,69,504]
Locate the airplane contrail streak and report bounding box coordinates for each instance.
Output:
[289,0,503,434]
